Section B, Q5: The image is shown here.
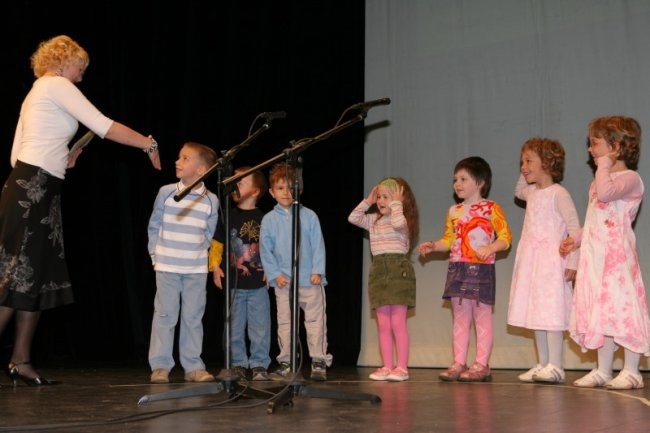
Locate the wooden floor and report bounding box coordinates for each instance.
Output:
[0,365,649,433]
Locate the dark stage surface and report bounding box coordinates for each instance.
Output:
[0,366,649,433]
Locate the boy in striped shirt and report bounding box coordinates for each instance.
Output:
[147,142,219,384]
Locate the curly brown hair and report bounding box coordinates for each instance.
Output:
[588,116,642,170]
[521,138,565,182]
[372,177,420,252]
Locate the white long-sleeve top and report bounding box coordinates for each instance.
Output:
[11,76,114,179]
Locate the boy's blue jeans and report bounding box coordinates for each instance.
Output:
[149,271,208,373]
[230,286,271,369]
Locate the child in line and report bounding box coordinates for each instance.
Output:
[419,156,511,382]
[348,177,420,382]
[147,142,219,384]
[561,116,650,389]
[260,163,332,381]
[507,138,580,384]
[209,167,272,381]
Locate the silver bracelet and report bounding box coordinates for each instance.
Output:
[143,135,158,154]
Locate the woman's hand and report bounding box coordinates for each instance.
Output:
[148,148,162,170]
[67,148,83,168]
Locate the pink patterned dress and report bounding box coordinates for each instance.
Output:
[508,177,580,330]
[570,159,650,355]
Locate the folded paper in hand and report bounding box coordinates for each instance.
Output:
[69,131,95,154]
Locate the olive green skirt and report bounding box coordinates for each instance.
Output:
[368,253,416,309]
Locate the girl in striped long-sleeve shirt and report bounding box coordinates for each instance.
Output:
[348,177,419,382]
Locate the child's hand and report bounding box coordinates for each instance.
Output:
[391,185,405,203]
[474,245,493,261]
[564,268,576,283]
[559,237,575,257]
[310,274,321,285]
[366,186,378,204]
[276,275,289,288]
[418,241,435,256]
[213,267,224,289]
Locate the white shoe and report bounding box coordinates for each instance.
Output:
[518,364,543,383]
[573,369,612,388]
[606,369,644,390]
[369,366,392,381]
[533,364,565,383]
[386,367,409,382]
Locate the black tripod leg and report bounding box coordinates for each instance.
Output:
[266,386,296,414]
[297,385,381,403]
[137,382,225,405]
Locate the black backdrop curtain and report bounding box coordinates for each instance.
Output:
[1,2,365,367]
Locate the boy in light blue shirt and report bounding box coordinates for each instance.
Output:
[260,163,332,381]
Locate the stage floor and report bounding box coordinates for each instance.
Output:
[0,365,649,433]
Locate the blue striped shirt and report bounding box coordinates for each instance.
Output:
[148,182,219,273]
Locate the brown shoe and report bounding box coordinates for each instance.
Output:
[458,363,491,382]
[439,362,468,381]
[150,368,169,384]
[184,369,215,382]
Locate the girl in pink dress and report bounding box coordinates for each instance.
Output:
[561,116,650,390]
[508,138,580,384]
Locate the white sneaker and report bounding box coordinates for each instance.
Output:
[606,369,644,390]
[518,364,543,383]
[386,367,409,382]
[573,369,612,388]
[533,364,565,384]
[369,366,392,381]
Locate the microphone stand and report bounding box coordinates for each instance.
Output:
[138,113,279,405]
[222,105,383,414]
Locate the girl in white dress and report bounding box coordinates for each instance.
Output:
[508,138,580,384]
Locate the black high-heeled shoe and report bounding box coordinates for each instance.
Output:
[7,361,61,386]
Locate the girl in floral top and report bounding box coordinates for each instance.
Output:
[419,156,511,382]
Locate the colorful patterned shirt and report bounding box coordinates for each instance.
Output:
[439,200,511,264]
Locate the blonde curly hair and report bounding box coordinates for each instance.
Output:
[30,35,89,78]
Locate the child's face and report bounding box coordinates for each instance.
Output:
[232,174,257,203]
[587,135,613,160]
[269,178,293,208]
[175,146,206,184]
[376,185,395,215]
[520,149,550,185]
[453,169,483,203]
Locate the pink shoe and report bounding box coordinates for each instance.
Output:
[439,362,468,382]
[458,363,491,382]
[369,366,392,381]
[386,367,409,382]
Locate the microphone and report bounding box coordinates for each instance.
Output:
[261,111,287,121]
[351,98,391,110]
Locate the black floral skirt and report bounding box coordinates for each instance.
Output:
[0,161,73,311]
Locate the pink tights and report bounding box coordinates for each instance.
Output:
[375,304,409,370]
[450,297,493,366]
